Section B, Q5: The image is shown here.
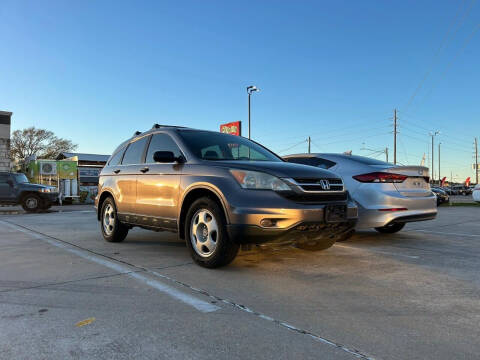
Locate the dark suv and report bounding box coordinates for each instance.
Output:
[95,125,358,268]
[0,172,58,212]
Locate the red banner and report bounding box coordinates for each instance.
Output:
[220,121,241,136]
[440,177,446,187]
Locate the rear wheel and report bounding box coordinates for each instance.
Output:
[185,197,239,268]
[21,194,42,212]
[100,197,129,243]
[375,222,405,234]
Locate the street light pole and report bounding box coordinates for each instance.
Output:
[246,86,259,139]
[430,131,440,184]
[438,142,441,185]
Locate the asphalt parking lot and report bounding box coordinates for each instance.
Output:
[1,206,479,360]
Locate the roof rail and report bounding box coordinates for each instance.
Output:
[151,124,187,130]
[133,131,142,136]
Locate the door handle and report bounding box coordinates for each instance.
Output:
[140,167,149,173]
[113,169,121,174]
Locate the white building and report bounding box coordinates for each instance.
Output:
[0,111,12,172]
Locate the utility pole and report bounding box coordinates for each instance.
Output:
[430,131,439,185]
[393,109,397,165]
[438,142,441,185]
[475,137,478,184]
[308,136,311,154]
[360,145,388,161]
[431,135,434,185]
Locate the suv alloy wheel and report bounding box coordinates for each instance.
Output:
[22,194,42,212]
[185,197,239,268]
[100,197,129,243]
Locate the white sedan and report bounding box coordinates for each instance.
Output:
[284,153,437,233]
[473,184,480,202]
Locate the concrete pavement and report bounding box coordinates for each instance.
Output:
[1,207,479,359]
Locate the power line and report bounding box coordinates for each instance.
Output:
[277,139,308,154]
[404,0,469,112]
[313,131,391,147]
[259,122,391,144]
[417,22,480,108]
[399,112,475,145]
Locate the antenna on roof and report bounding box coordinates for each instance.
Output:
[152,124,161,129]
[133,131,141,136]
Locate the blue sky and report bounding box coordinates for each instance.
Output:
[1,0,478,181]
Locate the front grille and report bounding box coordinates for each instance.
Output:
[293,178,344,192]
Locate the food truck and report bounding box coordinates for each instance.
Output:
[25,158,78,203]
[23,152,109,204]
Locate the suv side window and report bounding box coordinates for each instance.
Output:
[146,133,182,163]
[109,147,126,166]
[122,136,149,165]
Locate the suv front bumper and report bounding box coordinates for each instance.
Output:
[226,201,358,244]
[38,192,59,204]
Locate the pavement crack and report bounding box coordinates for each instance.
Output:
[0,270,144,294]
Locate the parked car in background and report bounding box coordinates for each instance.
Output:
[284,154,437,233]
[96,126,358,268]
[451,185,471,196]
[431,187,449,205]
[442,187,454,195]
[0,172,58,212]
[473,184,480,203]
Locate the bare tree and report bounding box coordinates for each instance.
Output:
[10,127,78,161]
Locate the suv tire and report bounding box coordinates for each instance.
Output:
[185,197,239,268]
[21,194,42,212]
[374,222,405,234]
[100,197,129,243]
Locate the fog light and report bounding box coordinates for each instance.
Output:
[260,219,277,227]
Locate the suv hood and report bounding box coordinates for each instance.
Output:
[22,183,57,191]
[207,161,340,179]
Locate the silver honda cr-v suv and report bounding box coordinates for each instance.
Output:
[95,125,358,268]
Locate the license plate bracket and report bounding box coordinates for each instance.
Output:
[325,205,347,223]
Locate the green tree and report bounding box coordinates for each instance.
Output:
[10,127,78,161]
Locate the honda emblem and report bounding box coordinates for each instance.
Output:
[319,180,330,190]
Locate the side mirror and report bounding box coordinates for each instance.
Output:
[153,151,183,163]
[6,179,14,187]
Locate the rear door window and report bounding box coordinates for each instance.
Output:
[121,136,149,165]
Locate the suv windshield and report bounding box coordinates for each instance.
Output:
[13,174,29,183]
[178,131,282,162]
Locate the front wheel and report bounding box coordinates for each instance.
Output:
[185,197,239,268]
[21,194,42,212]
[374,222,405,234]
[100,197,129,243]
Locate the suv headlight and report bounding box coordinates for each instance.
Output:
[230,170,291,191]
